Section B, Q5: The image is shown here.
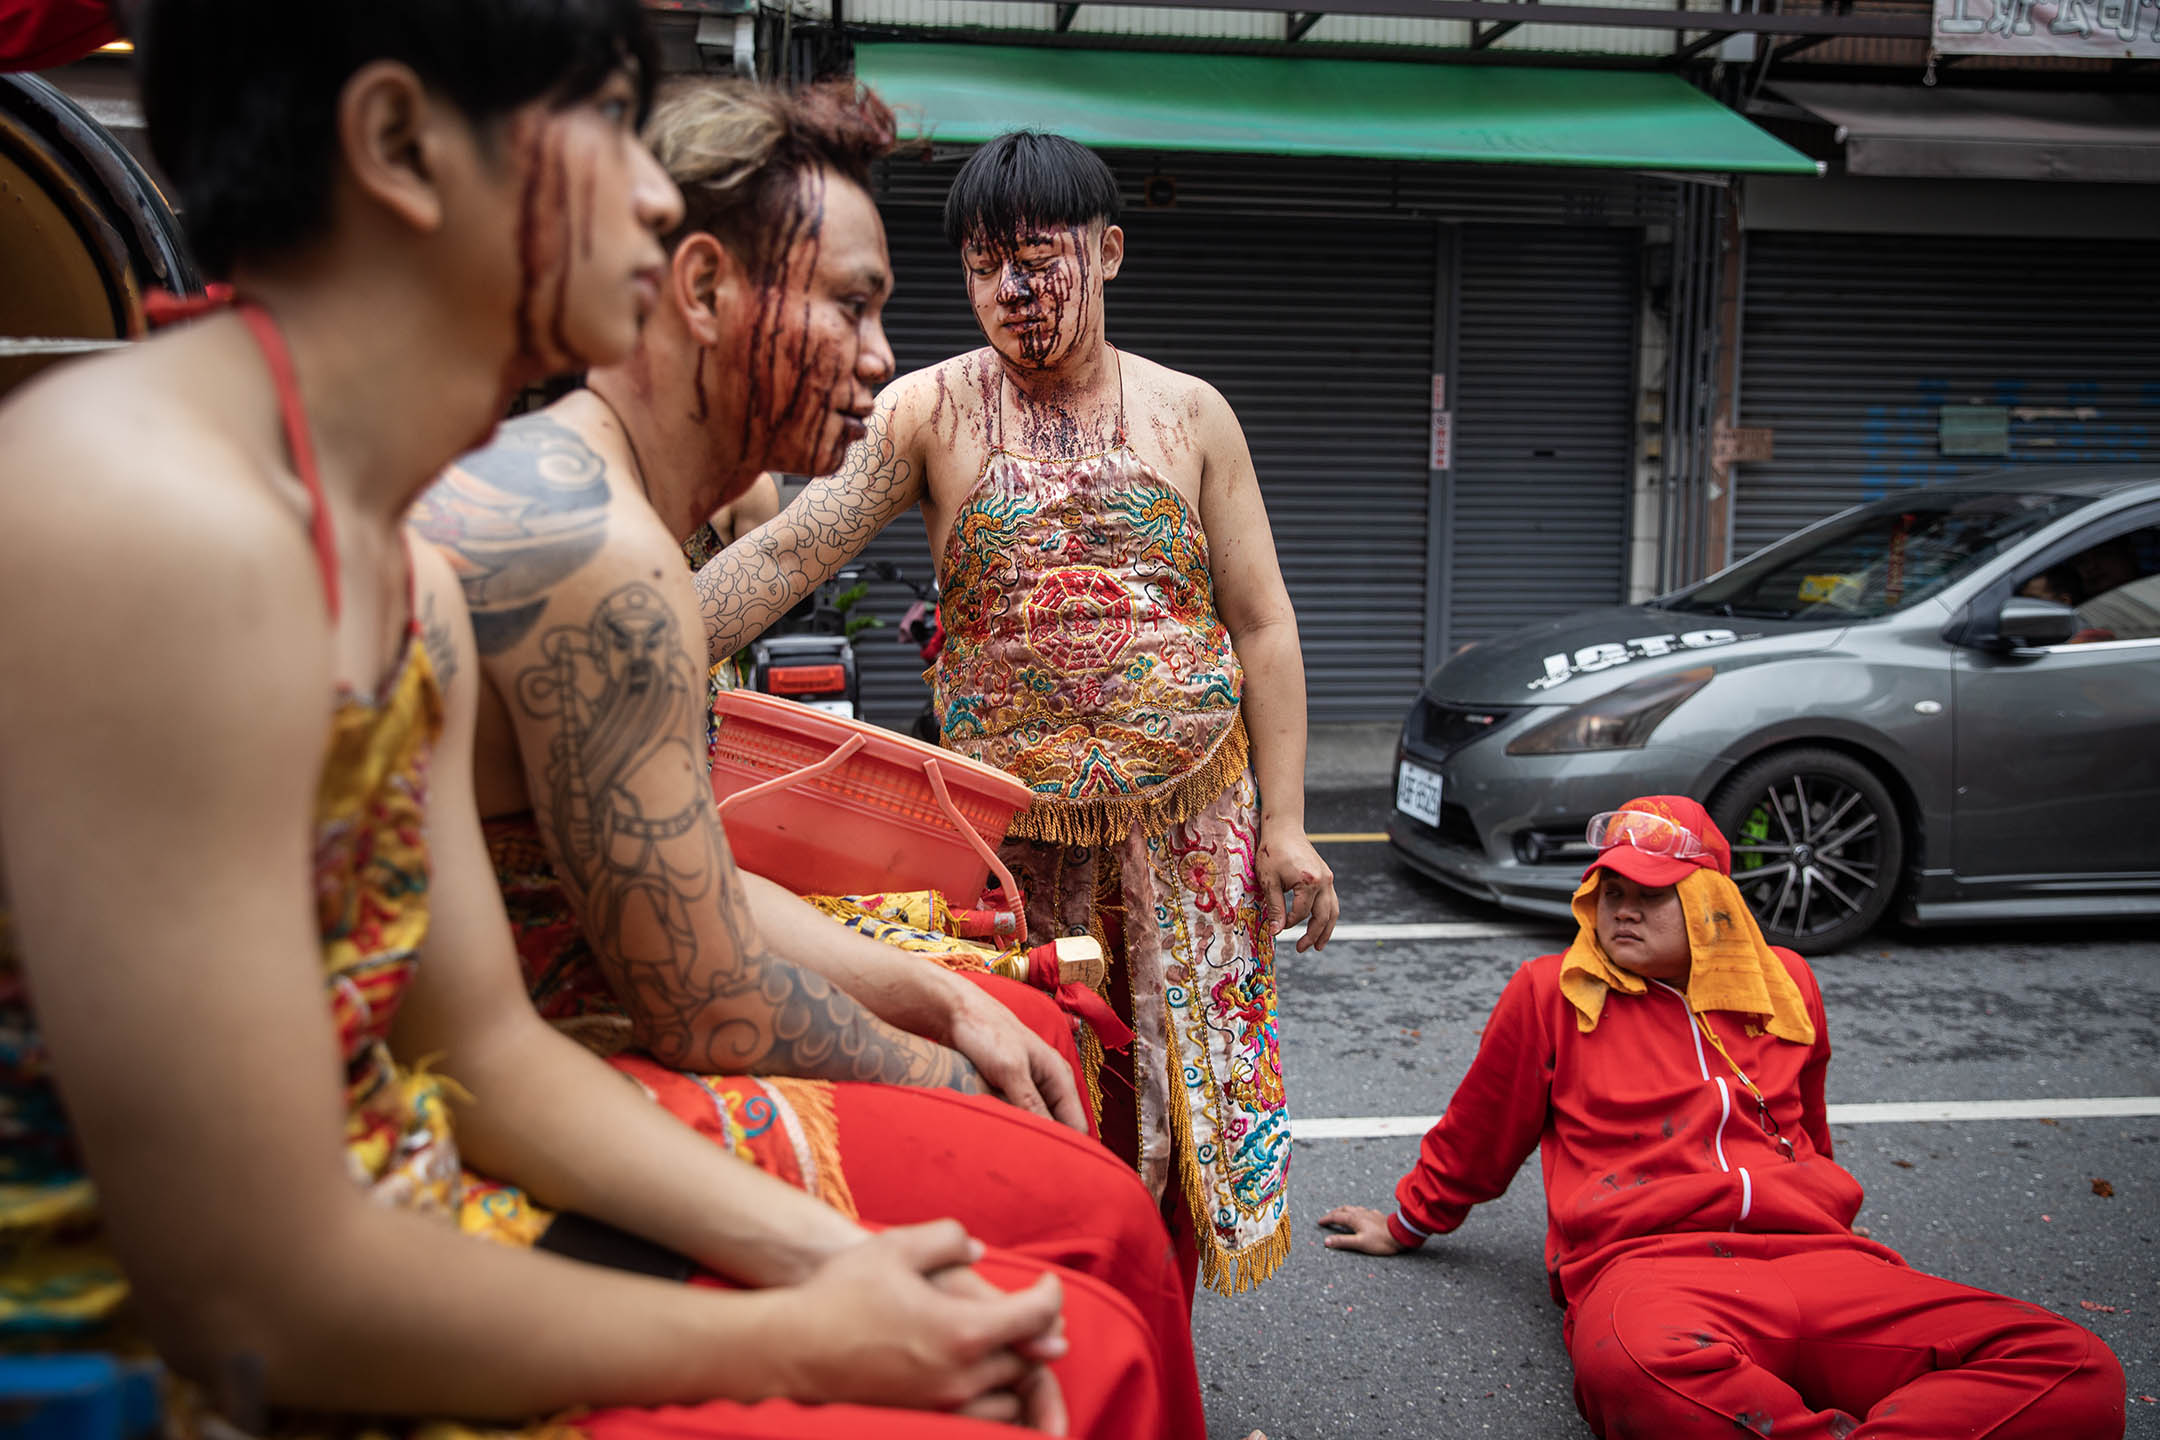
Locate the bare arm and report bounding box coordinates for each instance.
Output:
[412,414,979,1093]
[740,870,1088,1132]
[696,391,926,661]
[1195,384,1340,951]
[0,417,796,1416]
[398,545,1069,1428]
[394,544,875,1281]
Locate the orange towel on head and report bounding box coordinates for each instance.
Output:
[1559,869,1814,1044]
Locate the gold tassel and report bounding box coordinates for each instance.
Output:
[1007,716,1249,849]
[1076,1023,1106,1134]
[762,1076,860,1221]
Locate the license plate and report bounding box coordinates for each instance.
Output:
[805,699,855,718]
[1396,760,1443,827]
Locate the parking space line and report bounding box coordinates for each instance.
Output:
[1309,832,1390,843]
[1286,920,1559,943]
[1291,1096,2160,1141]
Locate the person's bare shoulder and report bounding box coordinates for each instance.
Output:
[0,332,329,654]
[0,333,336,849]
[883,349,998,444]
[1113,350,1243,477]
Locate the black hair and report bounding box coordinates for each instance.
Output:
[941,130,1120,250]
[139,0,656,278]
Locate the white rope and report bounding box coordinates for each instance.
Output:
[0,337,132,358]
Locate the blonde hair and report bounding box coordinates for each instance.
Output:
[644,78,896,277]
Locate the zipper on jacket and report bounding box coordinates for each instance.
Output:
[1654,980,1751,1222]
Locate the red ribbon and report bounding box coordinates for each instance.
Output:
[1026,944,1133,1052]
[142,283,235,330]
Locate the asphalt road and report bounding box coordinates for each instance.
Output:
[1190,787,2160,1440]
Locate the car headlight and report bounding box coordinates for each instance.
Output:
[1504,666,1714,756]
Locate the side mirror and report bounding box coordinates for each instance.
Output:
[1994,595,2079,650]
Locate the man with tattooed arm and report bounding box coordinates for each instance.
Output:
[413,81,1209,1437]
[695,130,1339,1300]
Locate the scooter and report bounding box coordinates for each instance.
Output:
[748,561,943,734]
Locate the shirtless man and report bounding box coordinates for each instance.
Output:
[413,81,1206,1437]
[0,7,1165,1432]
[696,130,1339,1295]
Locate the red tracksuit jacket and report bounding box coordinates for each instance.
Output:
[1388,948,1869,1305]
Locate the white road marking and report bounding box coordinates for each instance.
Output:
[1285,920,1557,943]
[1292,1096,2160,1141]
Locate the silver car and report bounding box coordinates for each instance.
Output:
[1388,468,2160,952]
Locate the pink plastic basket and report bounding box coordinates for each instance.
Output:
[709,689,1033,906]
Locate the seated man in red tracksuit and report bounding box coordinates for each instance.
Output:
[1319,795,2125,1440]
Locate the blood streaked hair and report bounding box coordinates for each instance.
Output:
[645,78,897,280]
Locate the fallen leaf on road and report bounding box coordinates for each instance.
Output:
[2091,1178,2114,1198]
[2079,1301,2119,1314]
[2135,1395,2157,1404]
[2039,1117,2059,1126]
[1851,1224,1871,1238]
[1892,1159,1914,1169]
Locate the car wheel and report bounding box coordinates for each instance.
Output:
[1709,748,1904,954]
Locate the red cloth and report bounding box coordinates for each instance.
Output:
[1566,1239,2126,1439]
[0,0,115,70]
[1388,948,1856,1301]
[954,968,1100,1141]
[579,1248,1169,1440]
[1025,944,1136,1052]
[629,1067,1203,1440]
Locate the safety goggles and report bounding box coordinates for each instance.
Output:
[1586,810,1708,860]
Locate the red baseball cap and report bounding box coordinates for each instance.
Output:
[1582,795,1731,889]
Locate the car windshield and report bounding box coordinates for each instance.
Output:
[1665,490,2096,621]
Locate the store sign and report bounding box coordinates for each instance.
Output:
[1933,0,2160,58]
[1430,374,1453,472]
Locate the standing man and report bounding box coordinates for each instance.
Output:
[696,131,1339,1295]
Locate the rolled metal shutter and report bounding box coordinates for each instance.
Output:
[850,202,1437,728]
[1734,231,2160,559]
[1446,224,1640,649]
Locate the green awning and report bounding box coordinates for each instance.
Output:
[856,43,1819,175]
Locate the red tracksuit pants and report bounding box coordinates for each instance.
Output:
[580,1248,1167,1440]
[1566,1238,2126,1439]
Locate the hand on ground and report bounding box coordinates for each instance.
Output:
[1259,824,1339,952]
[783,1220,1068,1429]
[1317,1204,1405,1256]
[947,984,1090,1132]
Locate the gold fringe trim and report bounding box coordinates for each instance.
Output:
[1076,1023,1106,1135]
[1157,959,1291,1298]
[763,1076,859,1221]
[1008,715,1249,849]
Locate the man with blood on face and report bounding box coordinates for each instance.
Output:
[694,130,1339,1305]
[416,79,1208,1440]
[0,3,1173,1435]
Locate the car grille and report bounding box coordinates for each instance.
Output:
[1436,802,1482,851]
[1419,703,1526,758]
[1399,800,1485,854]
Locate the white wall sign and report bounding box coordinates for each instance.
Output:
[1934,0,2160,57]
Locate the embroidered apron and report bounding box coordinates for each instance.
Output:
[932,356,1289,1294]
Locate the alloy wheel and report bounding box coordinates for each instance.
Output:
[1729,774,1887,943]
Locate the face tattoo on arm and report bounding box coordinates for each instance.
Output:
[417,418,979,1087]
